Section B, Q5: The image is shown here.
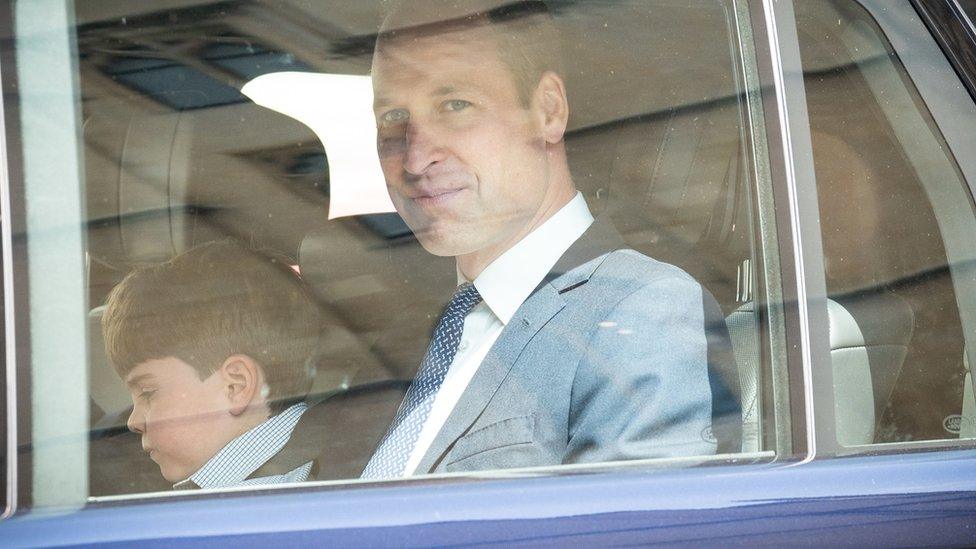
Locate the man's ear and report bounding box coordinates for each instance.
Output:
[218,355,266,416]
[534,71,569,144]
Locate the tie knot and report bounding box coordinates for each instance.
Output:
[449,282,483,316]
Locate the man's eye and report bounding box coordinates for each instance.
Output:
[443,99,471,112]
[139,389,157,401]
[380,109,409,124]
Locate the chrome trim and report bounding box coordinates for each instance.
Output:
[731,0,793,456]
[952,0,976,36]
[87,451,779,505]
[839,437,976,454]
[0,57,17,520]
[760,0,817,462]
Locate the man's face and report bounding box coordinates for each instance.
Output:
[372,30,552,260]
[125,358,232,482]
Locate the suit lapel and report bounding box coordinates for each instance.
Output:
[416,215,626,473]
[415,284,566,473]
[538,215,625,292]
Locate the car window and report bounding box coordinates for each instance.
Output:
[795,0,976,449]
[3,0,790,511]
[960,0,976,22]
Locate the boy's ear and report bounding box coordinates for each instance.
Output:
[218,355,266,415]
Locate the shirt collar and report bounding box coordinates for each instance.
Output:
[459,192,593,325]
[173,402,309,490]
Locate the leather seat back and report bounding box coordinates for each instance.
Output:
[962,349,975,438]
[89,306,132,421]
[828,292,914,446]
[723,291,914,451]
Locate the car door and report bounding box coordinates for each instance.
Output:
[0,0,975,545]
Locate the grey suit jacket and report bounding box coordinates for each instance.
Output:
[416,224,725,474]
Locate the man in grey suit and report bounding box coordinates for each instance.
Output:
[358,0,737,478]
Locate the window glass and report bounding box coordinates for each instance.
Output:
[5,0,785,508]
[796,0,976,447]
[959,0,976,23]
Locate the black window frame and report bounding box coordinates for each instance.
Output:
[912,0,976,104]
[0,0,32,518]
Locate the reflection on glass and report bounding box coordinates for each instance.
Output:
[10,0,780,505]
[242,73,395,219]
[796,0,976,446]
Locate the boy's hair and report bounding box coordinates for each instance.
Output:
[102,240,323,410]
[376,0,564,106]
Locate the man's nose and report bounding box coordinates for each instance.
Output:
[126,403,145,434]
[402,121,446,176]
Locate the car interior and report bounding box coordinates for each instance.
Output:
[797,0,976,445]
[74,0,974,497]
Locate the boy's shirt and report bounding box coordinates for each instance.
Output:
[173,402,311,490]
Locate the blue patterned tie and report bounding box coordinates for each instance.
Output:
[361,283,483,479]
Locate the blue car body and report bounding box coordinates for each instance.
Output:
[2,0,976,544]
[3,449,975,546]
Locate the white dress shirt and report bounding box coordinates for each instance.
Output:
[396,192,594,475]
[173,402,311,490]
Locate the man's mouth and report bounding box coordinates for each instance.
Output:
[411,187,464,208]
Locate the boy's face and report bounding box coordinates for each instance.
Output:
[125,357,236,482]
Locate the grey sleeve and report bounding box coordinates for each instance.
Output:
[565,274,716,463]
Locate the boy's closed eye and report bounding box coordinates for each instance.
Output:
[126,373,158,401]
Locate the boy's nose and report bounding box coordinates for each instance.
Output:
[126,405,145,434]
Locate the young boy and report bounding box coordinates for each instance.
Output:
[102,240,324,489]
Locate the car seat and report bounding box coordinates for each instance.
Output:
[827,291,914,445]
[960,348,975,438]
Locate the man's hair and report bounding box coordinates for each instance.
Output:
[102,240,324,410]
[376,0,563,105]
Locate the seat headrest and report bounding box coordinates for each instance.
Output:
[297,219,455,382]
[298,220,454,333]
[606,103,743,256]
[85,104,324,269]
[88,305,132,421]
